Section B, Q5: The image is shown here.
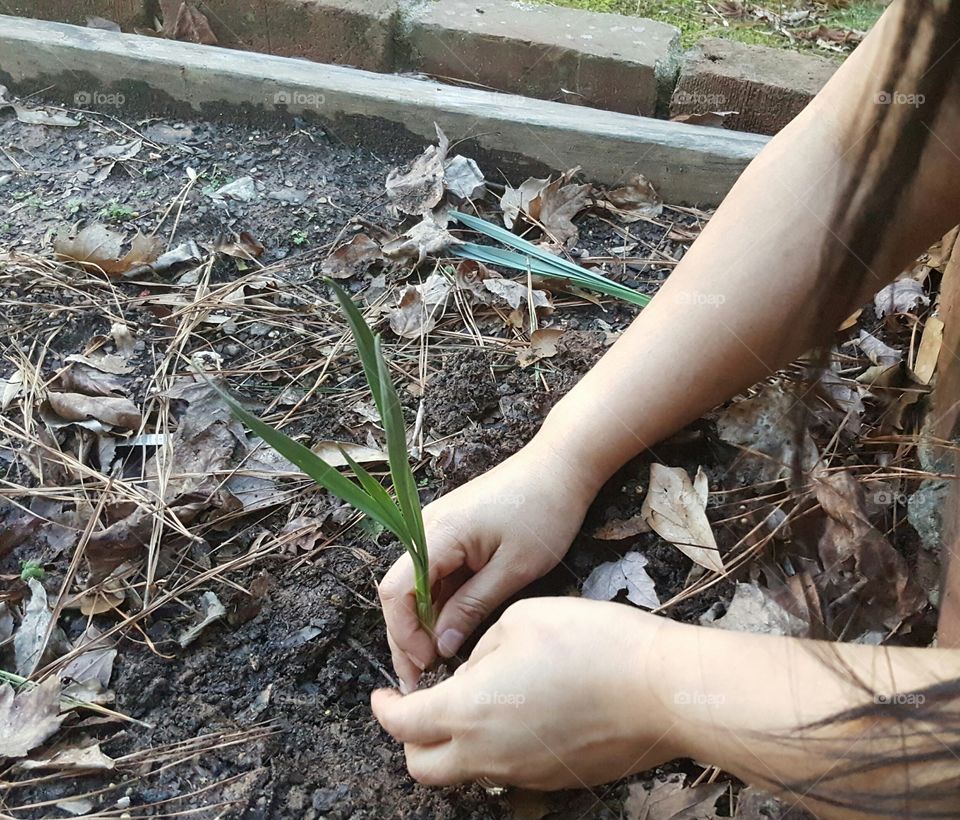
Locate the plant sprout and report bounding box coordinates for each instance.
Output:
[450,210,651,307]
[214,280,434,630]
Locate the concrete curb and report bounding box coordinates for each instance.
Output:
[0,15,768,205]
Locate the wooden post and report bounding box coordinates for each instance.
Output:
[933,232,960,646]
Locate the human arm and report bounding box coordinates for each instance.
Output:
[380,0,960,690]
[372,597,960,818]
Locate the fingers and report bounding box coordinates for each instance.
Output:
[371,687,452,745]
[433,547,538,659]
[380,545,465,690]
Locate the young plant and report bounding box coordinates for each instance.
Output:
[450,210,651,307]
[214,280,434,630]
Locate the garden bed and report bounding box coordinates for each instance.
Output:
[0,93,946,818]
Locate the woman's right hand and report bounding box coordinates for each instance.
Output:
[379,439,600,692]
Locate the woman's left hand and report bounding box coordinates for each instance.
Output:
[370,597,684,790]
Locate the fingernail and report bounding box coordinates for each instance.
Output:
[399,679,412,695]
[437,629,465,658]
[408,651,430,672]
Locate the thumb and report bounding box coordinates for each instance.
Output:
[433,548,537,659]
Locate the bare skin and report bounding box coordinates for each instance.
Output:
[373,2,960,814]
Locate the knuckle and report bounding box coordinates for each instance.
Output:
[455,591,490,624]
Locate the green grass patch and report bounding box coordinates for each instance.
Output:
[530,0,886,52]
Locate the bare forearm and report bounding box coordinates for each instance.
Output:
[650,622,960,817]
[533,1,960,490]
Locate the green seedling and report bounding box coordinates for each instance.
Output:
[214,280,434,630]
[19,559,44,582]
[101,202,136,223]
[291,229,308,247]
[450,210,651,307]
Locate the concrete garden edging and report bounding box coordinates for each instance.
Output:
[9,0,839,133]
[0,15,769,206]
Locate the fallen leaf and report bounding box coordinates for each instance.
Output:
[874,278,929,318]
[210,176,257,203]
[715,382,820,484]
[311,441,387,466]
[582,552,659,609]
[179,590,227,647]
[700,582,809,637]
[816,470,926,627]
[161,0,218,44]
[641,465,724,573]
[592,514,651,540]
[46,392,141,431]
[54,224,162,277]
[214,231,264,260]
[482,278,552,312]
[1,102,79,127]
[17,738,115,771]
[601,173,663,221]
[516,327,564,367]
[501,177,550,230]
[1,369,24,409]
[59,625,117,699]
[912,315,944,385]
[321,234,381,279]
[443,155,486,200]
[454,259,500,301]
[58,363,126,397]
[0,677,64,759]
[386,126,449,216]
[855,330,902,367]
[126,239,203,279]
[382,210,458,264]
[388,273,451,338]
[670,111,734,128]
[15,579,55,676]
[534,177,592,245]
[625,773,723,820]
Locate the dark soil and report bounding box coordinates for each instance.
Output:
[0,102,754,818]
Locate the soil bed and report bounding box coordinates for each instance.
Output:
[0,98,936,818]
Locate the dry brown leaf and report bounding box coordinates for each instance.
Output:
[670,111,733,128]
[482,278,552,312]
[17,738,115,772]
[385,127,449,216]
[320,234,381,279]
[454,259,500,301]
[874,278,929,318]
[58,363,126,398]
[716,382,820,484]
[592,513,651,540]
[0,676,64,759]
[700,582,809,637]
[54,224,163,277]
[311,441,387,467]
[382,211,457,264]
[444,155,485,201]
[912,315,944,385]
[641,464,724,573]
[625,773,723,820]
[161,0,217,44]
[535,177,592,246]
[46,392,141,431]
[214,231,264,260]
[179,590,226,647]
[500,177,550,229]
[516,327,564,368]
[388,273,451,338]
[816,470,926,626]
[582,552,659,609]
[856,330,902,367]
[601,173,663,221]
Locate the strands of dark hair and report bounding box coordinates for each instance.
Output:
[774,2,960,816]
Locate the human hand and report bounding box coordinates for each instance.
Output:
[372,597,682,789]
[379,442,600,692]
